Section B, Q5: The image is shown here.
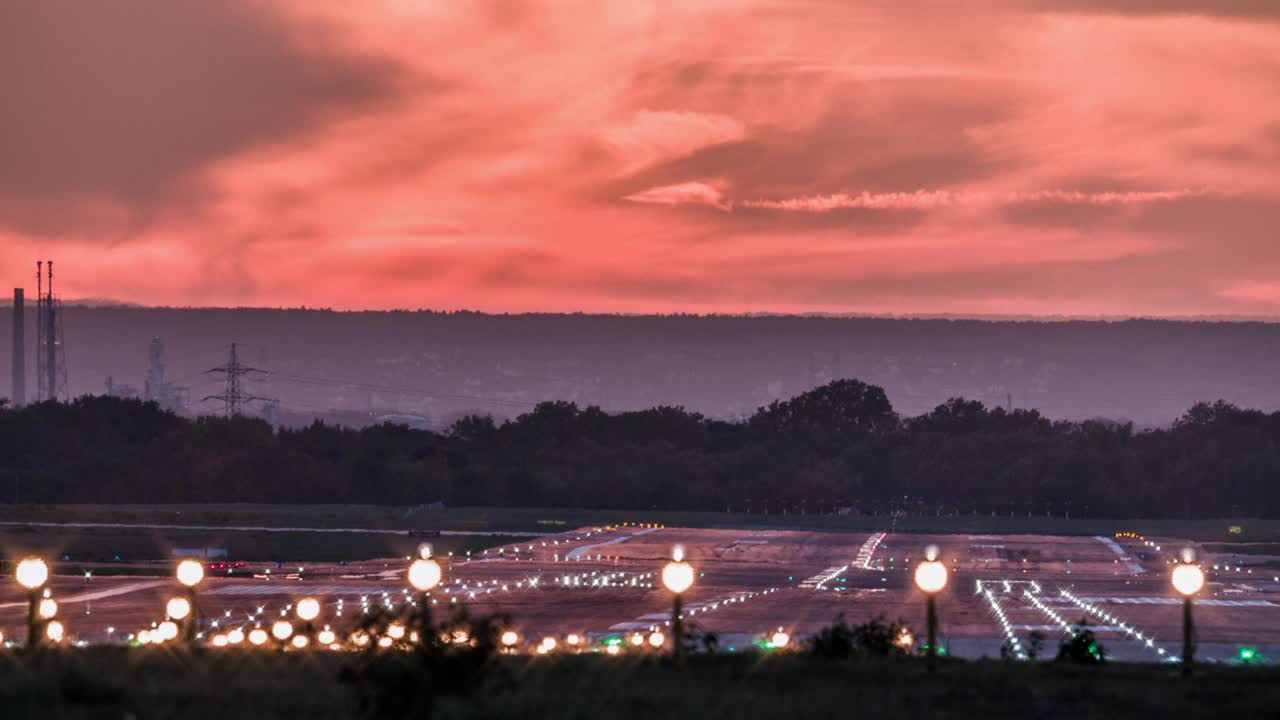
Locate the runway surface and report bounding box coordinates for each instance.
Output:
[3,524,1277,662]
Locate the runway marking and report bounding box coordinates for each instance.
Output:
[1076,596,1277,607]
[1093,536,1146,574]
[0,580,167,609]
[853,532,887,570]
[1012,625,1128,632]
[566,528,657,560]
[208,584,402,597]
[799,565,847,589]
[608,588,783,631]
[0,520,547,537]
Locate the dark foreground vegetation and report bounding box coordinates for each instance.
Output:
[2,647,1278,720]
[3,379,1279,517]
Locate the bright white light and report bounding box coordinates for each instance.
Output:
[648,631,666,648]
[158,620,179,641]
[46,620,65,643]
[387,623,406,640]
[249,628,268,646]
[408,558,443,592]
[501,630,519,647]
[606,643,621,655]
[1172,564,1205,596]
[271,620,294,641]
[211,634,228,648]
[176,560,204,588]
[16,558,49,590]
[227,628,245,645]
[540,636,558,651]
[672,545,686,562]
[166,596,192,620]
[566,633,581,646]
[629,632,645,647]
[914,560,948,594]
[771,630,790,649]
[296,597,321,621]
[924,545,940,562]
[318,629,336,645]
[662,561,695,594]
[38,597,58,619]
[291,635,309,649]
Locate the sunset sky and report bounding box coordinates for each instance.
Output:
[2,1,1279,315]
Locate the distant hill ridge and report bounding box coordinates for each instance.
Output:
[2,306,1278,427]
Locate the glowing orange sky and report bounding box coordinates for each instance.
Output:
[2,1,1279,315]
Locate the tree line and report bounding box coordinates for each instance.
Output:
[1,379,1277,517]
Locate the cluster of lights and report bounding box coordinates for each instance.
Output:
[656,587,782,628]
[554,570,655,589]
[1058,588,1169,661]
[974,580,1027,660]
[1023,590,1075,636]
[478,526,658,563]
[803,564,851,590]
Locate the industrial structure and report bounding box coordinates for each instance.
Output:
[145,337,190,413]
[33,261,67,403]
[11,287,24,407]
[104,337,191,412]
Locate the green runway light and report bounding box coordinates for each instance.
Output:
[1240,647,1256,662]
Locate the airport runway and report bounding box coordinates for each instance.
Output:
[3,523,1278,662]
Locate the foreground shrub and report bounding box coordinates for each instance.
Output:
[1056,620,1107,665]
[808,615,914,660]
[339,605,512,718]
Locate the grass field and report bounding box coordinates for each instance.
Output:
[1,649,1277,719]
[2,503,1278,542]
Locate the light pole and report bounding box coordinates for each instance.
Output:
[16,557,49,650]
[408,544,443,646]
[661,545,695,662]
[176,559,204,644]
[296,597,321,645]
[913,544,949,672]
[1171,549,1205,678]
[165,595,192,645]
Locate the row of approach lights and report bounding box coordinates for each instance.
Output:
[7,544,701,655]
[11,541,1209,670]
[967,547,1208,675]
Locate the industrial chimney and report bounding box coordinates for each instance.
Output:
[11,288,24,407]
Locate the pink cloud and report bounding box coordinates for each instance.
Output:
[0,2,1278,316]
[623,181,731,211]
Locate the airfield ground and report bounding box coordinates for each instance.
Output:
[2,513,1279,663]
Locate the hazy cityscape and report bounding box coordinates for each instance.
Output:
[6,305,1280,429]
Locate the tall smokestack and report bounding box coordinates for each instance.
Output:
[11,288,24,407]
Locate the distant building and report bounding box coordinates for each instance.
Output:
[104,376,140,399]
[376,413,432,431]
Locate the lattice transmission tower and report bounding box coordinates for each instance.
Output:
[202,343,266,416]
[34,260,68,402]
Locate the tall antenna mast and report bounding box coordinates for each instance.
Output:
[35,262,44,402]
[202,343,266,416]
